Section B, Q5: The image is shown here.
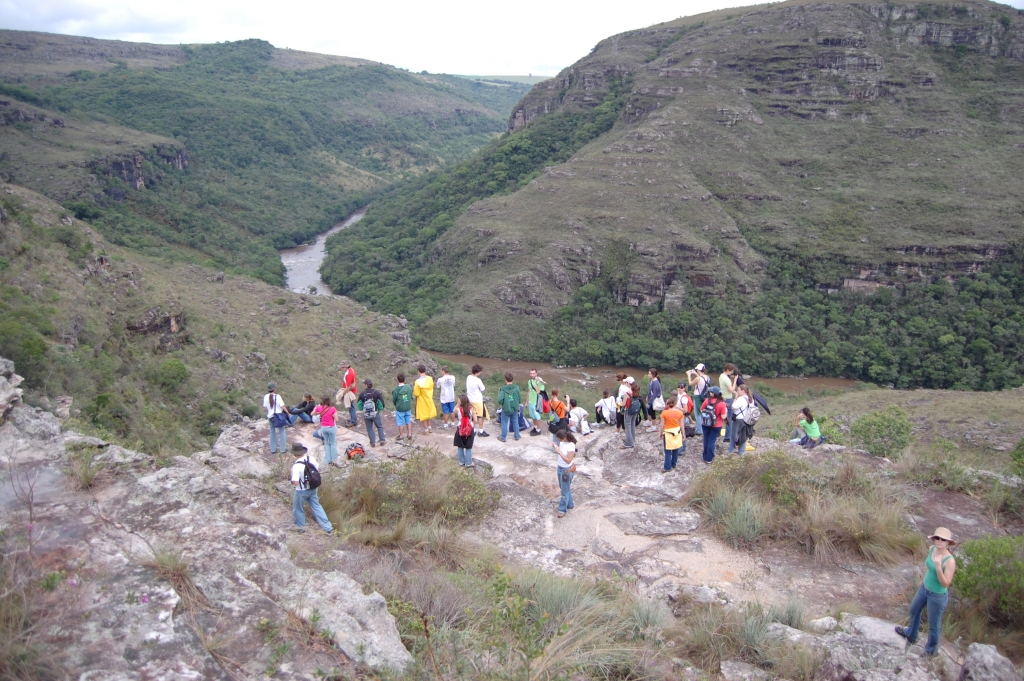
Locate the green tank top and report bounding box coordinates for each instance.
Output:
[923,546,951,593]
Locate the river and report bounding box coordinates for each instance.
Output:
[279,208,366,294]
[280,215,859,394]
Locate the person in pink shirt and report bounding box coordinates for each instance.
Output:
[312,395,339,467]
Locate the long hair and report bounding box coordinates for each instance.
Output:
[630,383,641,399]
[802,407,814,423]
[458,394,472,415]
[320,395,332,406]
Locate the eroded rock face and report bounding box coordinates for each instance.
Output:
[958,643,1020,681]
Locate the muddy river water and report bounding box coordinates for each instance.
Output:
[280,212,859,394]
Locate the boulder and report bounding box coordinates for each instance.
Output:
[815,632,906,681]
[958,643,1019,681]
[721,660,770,681]
[607,507,701,536]
[838,614,908,649]
[9,405,61,441]
[809,616,839,633]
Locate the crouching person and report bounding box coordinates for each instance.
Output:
[291,446,332,535]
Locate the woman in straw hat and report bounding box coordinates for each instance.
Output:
[895,527,958,656]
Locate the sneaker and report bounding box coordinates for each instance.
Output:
[293,527,306,534]
[442,423,449,429]
[479,431,490,437]
[396,435,404,441]
[746,444,755,451]
[498,438,506,443]
[529,429,542,436]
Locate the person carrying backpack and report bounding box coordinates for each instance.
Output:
[392,373,414,441]
[453,394,476,467]
[687,364,711,436]
[413,364,437,435]
[623,382,644,449]
[699,386,728,463]
[496,372,521,443]
[548,388,568,444]
[358,379,386,447]
[291,447,332,534]
[730,384,755,455]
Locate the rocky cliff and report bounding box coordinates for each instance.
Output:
[415,0,1024,356]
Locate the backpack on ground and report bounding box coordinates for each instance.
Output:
[301,458,322,490]
[345,442,365,460]
[458,408,474,437]
[700,400,717,428]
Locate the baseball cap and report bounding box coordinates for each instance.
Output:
[267,382,276,391]
[694,363,706,372]
[709,386,722,395]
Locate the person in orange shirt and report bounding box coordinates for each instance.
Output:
[659,396,687,472]
[549,387,567,444]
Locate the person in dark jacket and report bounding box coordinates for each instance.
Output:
[646,368,663,428]
[289,393,317,424]
[358,379,386,447]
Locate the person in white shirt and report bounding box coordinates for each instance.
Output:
[437,366,457,429]
[466,364,489,437]
[730,384,755,454]
[568,399,592,435]
[263,382,288,454]
[552,430,577,517]
[291,447,332,534]
[594,390,616,427]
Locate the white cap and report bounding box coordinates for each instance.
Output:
[625,376,635,384]
[694,363,706,372]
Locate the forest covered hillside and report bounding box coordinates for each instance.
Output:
[0,31,529,282]
[322,0,1024,389]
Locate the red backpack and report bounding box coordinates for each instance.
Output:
[458,407,474,437]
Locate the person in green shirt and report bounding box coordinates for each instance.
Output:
[391,373,414,441]
[527,369,546,436]
[497,372,522,442]
[789,407,823,448]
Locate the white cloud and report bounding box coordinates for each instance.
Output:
[2,0,1023,75]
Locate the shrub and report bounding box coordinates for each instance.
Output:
[1011,438,1024,476]
[156,358,190,389]
[953,536,1024,627]
[0,321,47,386]
[850,407,912,458]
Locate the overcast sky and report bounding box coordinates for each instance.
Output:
[3,0,1023,75]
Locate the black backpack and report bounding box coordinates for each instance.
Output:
[302,458,322,490]
[700,400,717,428]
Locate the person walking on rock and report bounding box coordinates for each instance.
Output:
[263,382,288,454]
[896,528,958,656]
[659,395,686,472]
[497,372,522,443]
[413,364,436,435]
[291,447,332,534]
[552,430,577,518]
[466,364,489,437]
[527,369,546,436]
[312,396,339,467]
[437,366,457,429]
[453,394,476,467]
[338,362,358,427]
[358,379,386,447]
[699,386,728,464]
[392,373,414,441]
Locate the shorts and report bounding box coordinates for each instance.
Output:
[470,401,484,419]
[528,403,541,421]
[441,401,455,415]
[395,410,412,426]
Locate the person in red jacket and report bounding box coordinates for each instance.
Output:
[338,363,358,427]
[700,386,728,463]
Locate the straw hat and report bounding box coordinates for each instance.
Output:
[929,527,957,546]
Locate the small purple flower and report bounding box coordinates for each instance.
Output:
[69,578,78,587]
[27,524,34,531]
[141,594,149,604]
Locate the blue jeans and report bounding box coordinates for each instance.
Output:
[269,421,287,453]
[904,585,948,655]
[558,468,574,513]
[364,414,385,445]
[624,413,636,447]
[499,410,521,441]
[664,445,683,471]
[320,425,338,465]
[694,396,703,435]
[457,447,473,466]
[294,411,313,423]
[702,427,718,463]
[347,403,358,426]
[724,398,734,450]
[293,488,332,532]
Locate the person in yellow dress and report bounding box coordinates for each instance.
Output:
[413,364,437,434]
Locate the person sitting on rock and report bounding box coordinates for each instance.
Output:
[289,393,317,424]
[568,399,592,435]
[594,389,615,427]
[788,407,823,448]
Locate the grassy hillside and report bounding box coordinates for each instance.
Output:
[0,31,529,283]
[323,0,1024,390]
[0,181,437,454]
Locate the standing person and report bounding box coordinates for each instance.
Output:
[675,382,694,429]
[594,390,616,427]
[623,383,643,449]
[312,396,339,467]
[291,447,332,534]
[548,388,568,443]
[263,382,288,454]
[358,379,386,447]
[699,386,728,464]
[437,366,457,429]
[466,364,489,437]
[391,373,414,441]
[720,364,738,446]
[568,399,592,435]
[453,394,476,467]
[413,364,437,435]
[615,373,629,433]
[659,395,686,472]
[789,408,823,448]
[730,384,754,455]
[687,364,711,436]
[338,362,359,427]
[646,369,664,428]
[896,528,958,656]
[552,430,577,518]
[496,372,522,443]
[289,393,317,424]
[527,369,546,436]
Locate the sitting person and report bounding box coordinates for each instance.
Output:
[568,399,592,435]
[594,390,616,427]
[789,407,824,447]
[289,393,317,424]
